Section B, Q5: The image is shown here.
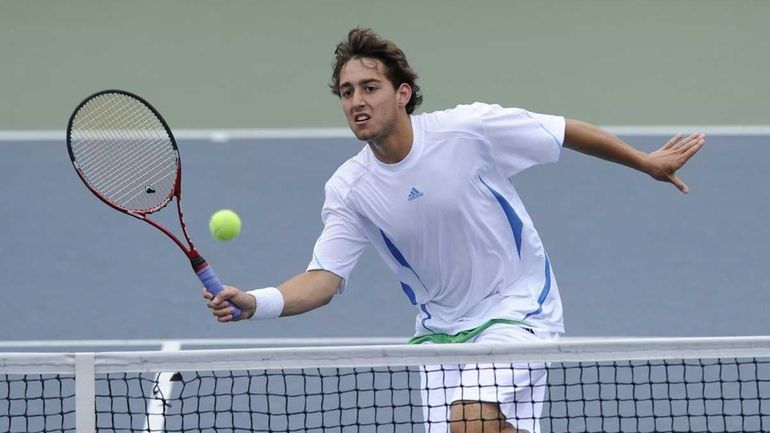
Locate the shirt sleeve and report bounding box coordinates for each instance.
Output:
[306,180,369,292]
[477,103,565,177]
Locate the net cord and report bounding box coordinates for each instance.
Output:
[2,336,770,375]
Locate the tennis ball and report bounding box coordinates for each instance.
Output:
[209,209,241,241]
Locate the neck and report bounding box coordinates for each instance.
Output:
[368,113,413,164]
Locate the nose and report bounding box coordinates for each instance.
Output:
[351,89,366,107]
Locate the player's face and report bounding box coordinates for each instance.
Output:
[338,58,405,143]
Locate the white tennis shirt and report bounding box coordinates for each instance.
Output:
[308,102,566,336]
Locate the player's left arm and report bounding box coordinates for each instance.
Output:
[563,119,705,193]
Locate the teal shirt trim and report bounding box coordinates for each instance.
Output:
[408,318,534,345]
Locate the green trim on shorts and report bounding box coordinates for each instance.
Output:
[408,318,534,345]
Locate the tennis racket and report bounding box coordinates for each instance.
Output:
[66,89,242,319]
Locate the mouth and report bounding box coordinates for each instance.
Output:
[352,113,371,125]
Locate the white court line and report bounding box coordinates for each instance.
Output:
[0,337,619,354]
[2,125,770,143]
[604,125,770,136]
[0,128,353,142]
[0,337,408,349]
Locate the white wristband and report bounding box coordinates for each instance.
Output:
[246,287,284,320]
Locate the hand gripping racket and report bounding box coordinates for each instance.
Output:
[66,89,242,319]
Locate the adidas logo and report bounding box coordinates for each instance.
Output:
[408,187,424,201]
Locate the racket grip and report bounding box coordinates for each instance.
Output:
[195,263,243,320]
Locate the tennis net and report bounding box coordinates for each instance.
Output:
[1,336,769,432]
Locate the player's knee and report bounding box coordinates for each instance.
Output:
[449,420,513,433]
[449,418,478,433]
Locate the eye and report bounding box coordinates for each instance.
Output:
[365,85,377,93]
[340,89,352,98]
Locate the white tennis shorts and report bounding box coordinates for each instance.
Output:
[420,324,559,433]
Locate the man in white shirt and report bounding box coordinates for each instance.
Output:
[204,28,704,433]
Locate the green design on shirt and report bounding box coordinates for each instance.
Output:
[408,318,534,345]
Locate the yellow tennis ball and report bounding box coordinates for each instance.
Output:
[209,209,241,241]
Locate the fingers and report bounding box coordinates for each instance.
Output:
[680,134,705,160]
[202,285,255,322]
[208,299,238,322]
[202,286,238,322]
[669,174,688,194]
[672,132,705,151]
[664,132,704,153]
[649,133,705,194]
[206,285,236,305]
[668,133,705,176]
[662,133,684,150]
[213,305,237,322]
[658,131,705,172]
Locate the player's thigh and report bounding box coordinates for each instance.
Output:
[455,325,556,432]
[421,363,462,433]
[448,400,519,433]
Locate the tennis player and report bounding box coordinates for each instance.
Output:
[204,28,704,433]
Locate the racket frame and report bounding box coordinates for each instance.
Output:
[66,89,240,318]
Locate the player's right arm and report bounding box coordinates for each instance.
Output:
[205,165,367,323]
[203,269,342,322]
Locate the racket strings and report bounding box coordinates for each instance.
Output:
[70,93,179,213]
[76,96,175,189]
[74,101,171,181]
[77,106,166,173]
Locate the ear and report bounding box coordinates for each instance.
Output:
[396,83,412,108]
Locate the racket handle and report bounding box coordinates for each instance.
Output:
[194,260,243,320]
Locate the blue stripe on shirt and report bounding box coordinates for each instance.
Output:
[479,176,524,258]
[524,254,552,320]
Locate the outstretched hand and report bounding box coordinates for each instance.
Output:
[645,133,705,193]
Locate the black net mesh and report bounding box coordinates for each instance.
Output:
[3,357,768,433]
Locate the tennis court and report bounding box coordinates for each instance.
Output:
[0,132,768,341]
[2,129,770,431]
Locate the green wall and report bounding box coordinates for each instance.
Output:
[1,0,768,130]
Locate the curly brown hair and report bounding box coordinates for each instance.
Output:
[329,28,423,114]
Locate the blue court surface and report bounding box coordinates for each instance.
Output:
[0,134,768,341]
